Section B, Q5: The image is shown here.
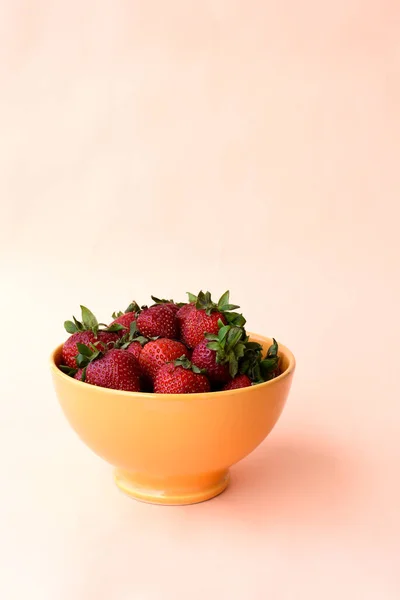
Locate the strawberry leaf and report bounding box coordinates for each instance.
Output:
[80,305,99,334]
[225,312,246,327]
[245,342,263,351]
[73,316,84,331]
[187,292,197,303]
[226,327,243,350]
[76,343,93,357]
[215,349,226,364]
[234,343,246,359]
[218,325,230,343]
[59,364,78,377]
[112,311,124,319]
[218,291,241,312]
[207,341,221,352]
[218,290,230,307]
[240,338,280,383]
[76,354,89,368]
[228,354,239,378]
[105,323,125,332]
[219,303,240,312]
[174,355,192,369]
[75,342,103,368]
[134,336,150,346]
[64,320,78,334]
[192,290,241,316]
[174,355,206,373]
[227,328,247,354]
[261,357,278,371]
[151,296,173,305]
[205,333,219,341]
[267,339,278,358]
[196,291,207,309]
[125,301,140,313]
[237,337,264,382]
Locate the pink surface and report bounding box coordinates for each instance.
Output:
[0,1,399,598]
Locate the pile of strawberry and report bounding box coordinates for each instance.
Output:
[59,291,280,394]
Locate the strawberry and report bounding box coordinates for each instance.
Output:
[191,339,230,383]
[192,323,247,381]
[180,291,244,349]
[176,302,195,328]
[113,320,152,364]
[137,304,178,339]
[74,368,84,381]
[154,357,210,394]
[63,331,117,368]
[150,296,180,315]
[86,349,140,391]
[77,346,141,391]
[126,341,143,362]
[109,302,140,337]
[139,338,190,380]
[223,374,252,390]
[62,306,120,368]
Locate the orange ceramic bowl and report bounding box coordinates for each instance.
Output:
[50,333,295,505]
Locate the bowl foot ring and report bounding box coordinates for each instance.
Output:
[114,469,230,505]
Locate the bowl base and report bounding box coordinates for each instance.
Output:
[114,469,230,505]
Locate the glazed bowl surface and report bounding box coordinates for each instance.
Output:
[50,333,295,504]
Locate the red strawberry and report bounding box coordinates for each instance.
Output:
[176,302,195,327]
[113,320,151,365]
[154,357,210,394]
[181,310,224,348]
[62,330,118,368]
[126,341,143,362]
[85,349,141,392]
[223,374,252,390]
[191,339,230,383]
[109,311,137,334]
[192,322,248,381]
[62,305,121,368]
[180,291,242,348]
[139,338,190,380]
[109,301,140,337]
[137,304,178,339]
[74,368,84,381]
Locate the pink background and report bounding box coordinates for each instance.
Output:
[1,2,399,598]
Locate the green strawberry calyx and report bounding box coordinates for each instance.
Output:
[58,364,79,377]
[151,296,187,308]
[150,295,176,305]
[60,341,106,382]
[173,355,206,374]
[239,338,280,384]
[114,321,155,350]
[260,338,280,380]
[205,322,247,378]
[187,290,246,326]
[64,305,126,336]
[111,300,141,320]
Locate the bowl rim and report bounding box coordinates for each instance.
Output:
[50,332,296,399]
